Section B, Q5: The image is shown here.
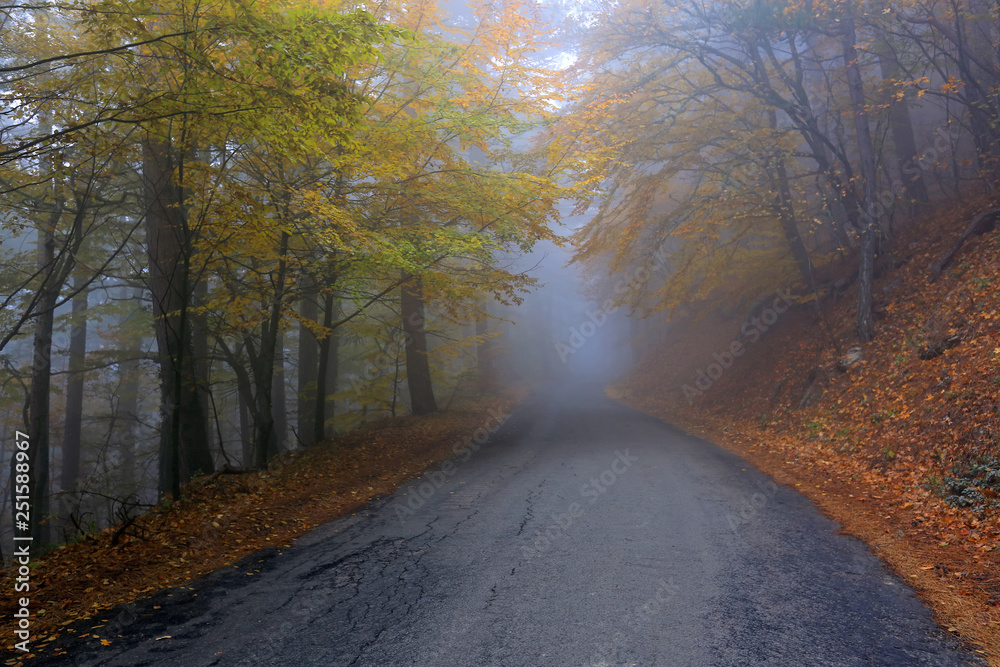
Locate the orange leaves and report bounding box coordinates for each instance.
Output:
[610,191,1000,662]
[941,76,963,94]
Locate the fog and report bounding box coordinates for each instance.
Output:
[490,214,636,388]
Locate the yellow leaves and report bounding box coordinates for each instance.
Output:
[941,76,962,94]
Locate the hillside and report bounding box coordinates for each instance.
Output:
[612,196,1000,665]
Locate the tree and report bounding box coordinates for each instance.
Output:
[142,133,215,497]
[874,36,929,210]
[841,6,880,341]
[0,0,567,551]
[877,0,1000,180]
[90,0,403,485]
[296,278,319,446]
[288,0,567,419]
[401,274,438,414]
[11,31,111,549]
[58,264,88,524]
[557,0,897,338]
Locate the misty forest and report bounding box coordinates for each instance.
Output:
[3,0,1000,661]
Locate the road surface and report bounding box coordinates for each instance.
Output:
[33,385,984,666]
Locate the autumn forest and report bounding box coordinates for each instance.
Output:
[2,0,1000,587]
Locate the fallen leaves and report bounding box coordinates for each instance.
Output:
[0,392,522,663]
[611,195,1000,665]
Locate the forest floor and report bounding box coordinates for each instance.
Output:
[0,390,524,663]
[611,195,1000,665]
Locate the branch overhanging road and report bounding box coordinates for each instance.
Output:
[43,385,984,666]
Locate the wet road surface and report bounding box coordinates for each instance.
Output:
[35,385,984,666]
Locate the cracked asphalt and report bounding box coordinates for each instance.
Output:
[37,385,985,666]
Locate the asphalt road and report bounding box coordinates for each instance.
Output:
[32,385,985,666]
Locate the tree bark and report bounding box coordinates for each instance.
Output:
[324,318,339,438]
[271,326,287,458]
[143,135,213,498]
[930,208,1000,280]
[962,0,1000,174]
[314,293,339,443]
[401,275,437,415]
[766,110,815,291]
[876,40,929,210]
[239,383,252,467]
[248,231,289,470]
[843,16,879,342]
[116,287,144,492]
[192,271,213,458]
[296,280,318,446]
[59,266,88,530]
[250,358,274,470]
[22,204,61,552]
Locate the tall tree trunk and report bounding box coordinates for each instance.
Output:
[296,280,318,446]
[222,340,258,467]
[19,37,67,550]
[314,293,339,443]
[843,16,879,342]
[964,0,1000,175]
[766,110,815,291]
[21,204,61,553]
[239,383,252,467]
[801,32,854,249]
[324,320,339,439]
[116,288,143,492]
[401,275,437,415]
[774,159,815,289]
[876,40,929,210]
[249,231,288,470]
[143,135,212,498]
[251,356,274,470]
[192,274,213,459]
[270,326,287,459]
[59,267,88,531]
